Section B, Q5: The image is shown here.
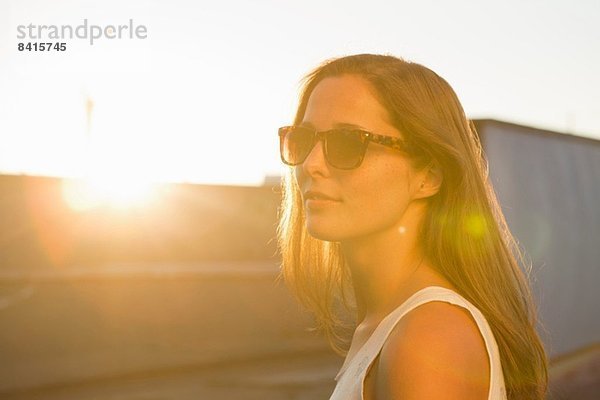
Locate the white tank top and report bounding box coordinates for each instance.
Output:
[329,286,507,400]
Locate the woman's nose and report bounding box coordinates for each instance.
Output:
[301,138,330,177]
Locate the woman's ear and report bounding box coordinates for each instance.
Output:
[414,162,443,199]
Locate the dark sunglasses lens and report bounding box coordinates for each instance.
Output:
[326,130,367,168]
[281,127,315,165]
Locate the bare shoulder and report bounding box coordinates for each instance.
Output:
[374,301,490,400]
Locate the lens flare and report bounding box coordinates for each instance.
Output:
[465,213,488,239]
[62,174,158,211]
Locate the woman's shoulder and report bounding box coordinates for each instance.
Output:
[373,299,491,399]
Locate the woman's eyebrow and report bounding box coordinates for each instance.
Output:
[299,121,368,130]
[332,122,368,130]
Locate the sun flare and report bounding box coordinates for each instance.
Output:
[62,173,158,211]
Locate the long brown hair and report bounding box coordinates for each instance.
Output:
[277,54,547,399]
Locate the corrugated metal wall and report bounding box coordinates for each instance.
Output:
[475,119,600,357]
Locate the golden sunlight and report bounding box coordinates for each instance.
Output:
[62,173,158,211]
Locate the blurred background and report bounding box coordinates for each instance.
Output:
[0,0,599,399]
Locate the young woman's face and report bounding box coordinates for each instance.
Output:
[294,74,424,242]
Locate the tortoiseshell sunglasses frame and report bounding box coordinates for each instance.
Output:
[278,125,410,169]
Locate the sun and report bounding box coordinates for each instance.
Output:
[62,172,159,211]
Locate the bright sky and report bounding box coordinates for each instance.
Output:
[1,0,599,186]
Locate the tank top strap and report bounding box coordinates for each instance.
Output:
[332,286,507,400]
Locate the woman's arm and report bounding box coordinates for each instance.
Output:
[374,302,490,400]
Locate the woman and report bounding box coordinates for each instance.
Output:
[276,54,547,399]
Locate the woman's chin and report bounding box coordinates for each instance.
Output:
[305,222,346,242]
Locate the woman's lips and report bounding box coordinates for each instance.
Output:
[304,190,340,209]
[305,197,340,209]
[303,190,339,201]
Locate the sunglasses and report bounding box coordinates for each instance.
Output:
[278,125,410,169]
